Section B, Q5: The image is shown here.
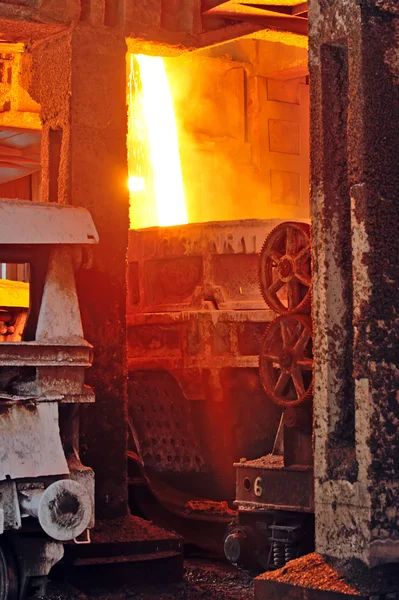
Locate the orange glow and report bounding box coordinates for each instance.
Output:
[128,175,145,193]
[128,54,187,229]
[240,0,305,4]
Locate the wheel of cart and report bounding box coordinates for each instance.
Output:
[0,537,18,600]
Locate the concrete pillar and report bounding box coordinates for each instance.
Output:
[27,24,129,519]
[309,0,399,567]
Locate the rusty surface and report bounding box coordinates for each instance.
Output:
[128,371,206,474]
[128,310,273,398]
[234,461,314,512]
[128,219,298,313]
[0,343,92,366]
[259,315,313,408]
[0,197,97,590]
[26,25,130,520]
[255,552,399,598]
[129,362,281,505]
[225,220,314,572]
[0,244,95,404]
[259,221,311,314]
[127,220,286,510]
[309,0,399,566]
[259,314,313,408]
[0,0,305,52]
[0,480,20,531]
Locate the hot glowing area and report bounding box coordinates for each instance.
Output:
[128,175,145,193]
[128,54,187,229]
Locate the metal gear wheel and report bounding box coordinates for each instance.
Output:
[259,222,311,314]
[259,314,313,407]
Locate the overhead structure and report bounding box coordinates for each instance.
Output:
[0,130,40,184]
[202,1,308,35]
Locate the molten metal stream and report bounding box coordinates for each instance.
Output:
[128,54,187,228]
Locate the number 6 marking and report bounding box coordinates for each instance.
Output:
[254,477,263,497]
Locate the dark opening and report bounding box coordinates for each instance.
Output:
[0,61,12,85]
[104,0,121,27]
[321,42,356,482]
[49,128,62,203]
[243,477,252,492]
[80,0,91,21]
[128,261,140,306]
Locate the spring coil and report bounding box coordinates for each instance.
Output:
[272,542,286,568]
[285,545,297,564]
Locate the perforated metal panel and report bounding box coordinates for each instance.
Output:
[128,371,206,474]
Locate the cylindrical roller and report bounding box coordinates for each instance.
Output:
[19,480,92,542]
[224,527,256,568]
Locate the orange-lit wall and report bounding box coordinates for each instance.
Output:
[166,39,309,224]
[0,51,41,131]
[128,38,309,229]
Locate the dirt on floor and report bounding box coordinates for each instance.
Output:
[42,559,254,600]
[258,552,399,596]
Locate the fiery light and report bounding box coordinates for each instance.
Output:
[128,175,145,193]
[128,54,187,229]
[0,278,29,308]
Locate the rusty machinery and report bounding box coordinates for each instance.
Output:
[224,221,314,572]
[126,219,311,550]
[0,199,97,600]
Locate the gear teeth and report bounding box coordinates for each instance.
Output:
[259,232,314,408]
[259,221,312,315]
[259,314,313,408]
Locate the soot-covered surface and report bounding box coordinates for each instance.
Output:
[43,559,254,600]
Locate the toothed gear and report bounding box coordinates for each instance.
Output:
[259,314,313,408]
[259,222,311,314]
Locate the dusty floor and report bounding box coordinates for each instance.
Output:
[43,559,254,600]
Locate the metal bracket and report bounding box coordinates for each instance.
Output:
[74,529,91,545]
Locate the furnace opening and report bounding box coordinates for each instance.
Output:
[127,37,309,230]
[128,54,187,229]
[126,32,313,546]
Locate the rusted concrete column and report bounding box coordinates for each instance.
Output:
[310,0,399,566]
[28,25,129,519]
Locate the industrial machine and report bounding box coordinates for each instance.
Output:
[224,221,314,572]
[126,219,311,551]
[126,219,283,547]
[0,199,98,600]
